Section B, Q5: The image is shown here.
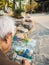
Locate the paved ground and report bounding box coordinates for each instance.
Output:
[28,22,49,40]
[29,14,49,65]
[28,13,49,39]
[31,13,49,29]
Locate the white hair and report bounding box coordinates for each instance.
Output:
[0,15,16,38]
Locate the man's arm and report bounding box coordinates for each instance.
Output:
[0,50,30,65]
[0,50,21,65]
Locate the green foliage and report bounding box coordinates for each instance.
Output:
[26,0,39,13]
[15,0,24,1]
[0,0,5,10]
[15,0,24,9]
[8,1,13,8]
[14,8,24,16]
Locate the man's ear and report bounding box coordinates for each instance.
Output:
[4,33,12,42]
[2,33,12,53]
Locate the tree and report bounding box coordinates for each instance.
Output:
[15,0,24,9]
[31,1,38,10]
[35,0,49,12]
[29,0,32,13]
[0,0,5,10]
[35,0,49,2]
[25,3,31,12]
[13,0,15,11]
[8,1,13,8]
[25,0,38,13]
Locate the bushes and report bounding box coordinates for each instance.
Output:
[14,8,24,18]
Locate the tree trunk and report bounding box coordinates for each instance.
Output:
[13,0,15,11]
[30,0,32,13]
[19,0,21,9]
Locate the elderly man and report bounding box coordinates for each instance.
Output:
[0,15,30,65]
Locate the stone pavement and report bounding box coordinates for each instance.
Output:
[28,13,49,65]
[31,13,49,29]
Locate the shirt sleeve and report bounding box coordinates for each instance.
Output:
[0,50,22,65]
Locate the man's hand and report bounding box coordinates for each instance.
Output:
[0,50,22,65]
[0,50,30,65]
[21,59,30,65]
